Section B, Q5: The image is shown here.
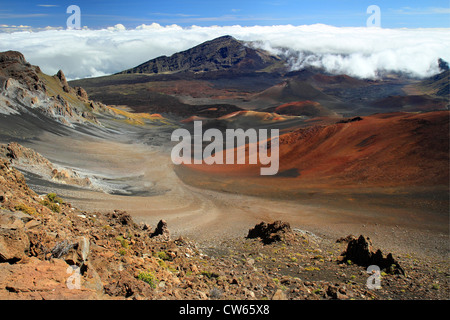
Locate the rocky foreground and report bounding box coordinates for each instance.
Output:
[0,149,448,300]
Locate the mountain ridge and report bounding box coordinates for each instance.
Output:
[119,35,284,75]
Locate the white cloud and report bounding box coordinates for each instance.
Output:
[106,24,126,31]
[0,24,448,80]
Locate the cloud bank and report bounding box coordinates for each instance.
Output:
[0,23,448,80]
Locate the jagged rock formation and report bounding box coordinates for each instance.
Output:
[338,235,404,275]
[151,219,170,241]
[120,35,283,75]
[0,51,46,92]
[0,50,104,126]
[0,142,93,189]
[247,220,294,244]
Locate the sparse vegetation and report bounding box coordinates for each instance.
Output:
[115,236,129,249]
[46,193,64,204]
[14,203,37,216]
[138,271,157,288]
[40,193,64,213]
[157,251,171,261]
[304,266,321,271]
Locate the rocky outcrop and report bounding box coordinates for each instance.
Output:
[0,142,93,189]
[0,157,37,207]
[338,235,404,274]
[0,225,30,263]
[247,220,294,244]
[0,50,103,126]
[106,210,136,227]
[56,70,71,93]
[0,51,46,92]
[75,86,89,101]
[151,219,170,241]
[0,257,101,299]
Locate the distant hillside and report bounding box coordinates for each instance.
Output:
[420,70,449,98]
[119,35,284,75]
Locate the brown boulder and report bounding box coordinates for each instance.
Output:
[326,285,348,300]
[0,227,30,263]
[106,210,135,227]
[0,257,101,299]
[272,289,288,300]
[104,270,153,298]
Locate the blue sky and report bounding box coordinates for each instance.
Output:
[0,0,449,29]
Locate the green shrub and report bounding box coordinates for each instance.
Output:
[138,271,157,288]
[46,193,64,204]
[40,199,61,213]
[157,251,171,261]
[15,203,37,216]
[40,193,64,213]
[115,236,129,249]
[304,266,320,271]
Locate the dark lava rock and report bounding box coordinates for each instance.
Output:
[151,219,170,240]
[339,235,404,275]
[337,117,363,124]
[247,220,293,244]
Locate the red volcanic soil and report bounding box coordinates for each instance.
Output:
[278,111,449,187]
[180,111,449,189]
[274,101,335,117]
